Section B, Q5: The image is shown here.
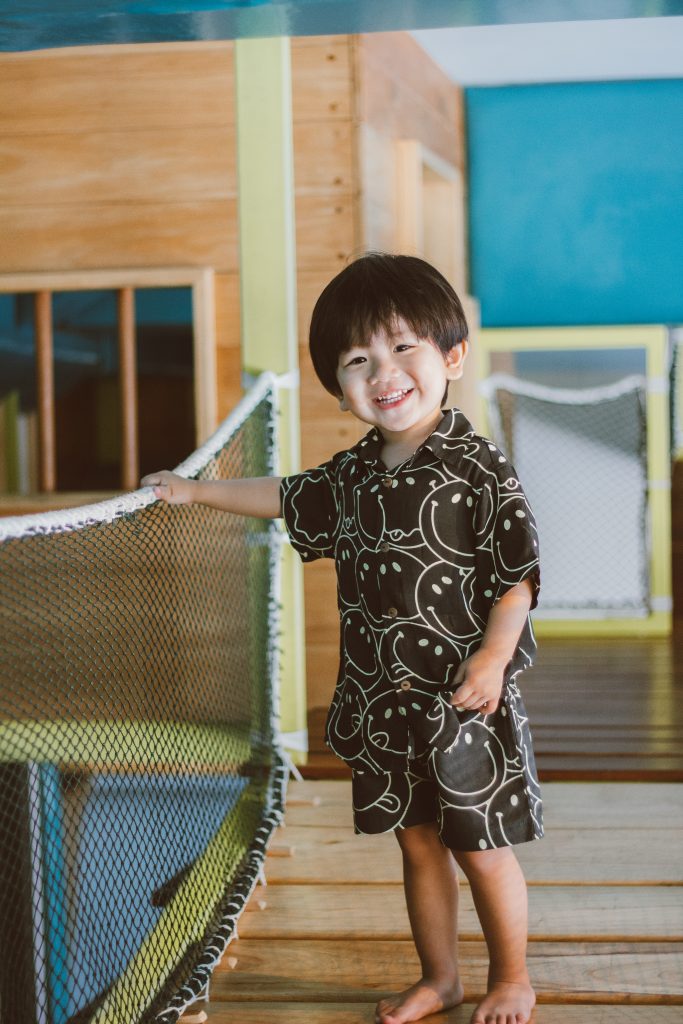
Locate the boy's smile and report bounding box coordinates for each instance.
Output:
[335,319,468,451]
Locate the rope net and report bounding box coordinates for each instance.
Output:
[481,373,649,617]
[0,374,287,1024]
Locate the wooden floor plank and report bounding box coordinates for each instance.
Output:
[535,758,683,780]
[306,636,683,778]
[206,777,683,1018]
[239,884,683,941]
[212,939,683,1003]
[267,824,683,885]
[300,757,683,781]
[284,781,683,830]
[530,735,683,755]
[205,1002,683,1022]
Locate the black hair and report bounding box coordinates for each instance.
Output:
[309,252,469,398]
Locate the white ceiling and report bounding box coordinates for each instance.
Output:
[412,17,683,86]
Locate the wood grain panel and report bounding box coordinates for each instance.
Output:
[205,1005,683,1022]
[306,637,683,778]
[238,883,683,941]
[282,780,683,830]
[304,649,339,712]
[293,3,358,726]
[294,195,356,270]
[0,128,235,204]
[298,349,340,414]
[300,415,362,468]
[0,200,238,273]
[304,561,340,710]
[358,123,399,253]
[357,33,463,170]
[0,196,351,275]
[264,824,683,885]
[215,349,243,421]
[293,121,354,195]
[0,44,235,134]
[215,938,683,1003]
[214,273,241,352]
[291,37,353,122]
[296,267,344,348]
[529,730,683,755]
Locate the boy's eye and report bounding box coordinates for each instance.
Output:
[345,355,366,367]
[395,344,414,352]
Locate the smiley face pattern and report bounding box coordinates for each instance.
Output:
[280,408,542,842]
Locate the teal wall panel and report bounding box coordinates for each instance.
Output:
[467,80,683,326]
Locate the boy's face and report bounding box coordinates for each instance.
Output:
[335,318,468,443]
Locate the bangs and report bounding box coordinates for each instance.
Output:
[343,298,432,354]
[309,253,468,396]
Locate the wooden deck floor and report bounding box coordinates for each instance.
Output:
[304,637,683,780]
[199,778,683,1024]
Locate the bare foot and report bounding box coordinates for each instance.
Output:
[470,980,536,1024]
[375,978,464,1024]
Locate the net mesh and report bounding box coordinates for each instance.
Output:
[0,375,287,1024]
[482,373,649,616]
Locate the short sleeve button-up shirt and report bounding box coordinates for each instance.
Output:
[280,407,540,774]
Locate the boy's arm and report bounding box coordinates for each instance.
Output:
[449,577,533,714]
[140,470,282,519]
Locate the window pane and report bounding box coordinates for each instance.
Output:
[136,287,195,478]
[53,289,119,490]
[1,286,195,495]
[0,294,37,494]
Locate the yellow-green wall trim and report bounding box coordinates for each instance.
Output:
[234,37,307,758]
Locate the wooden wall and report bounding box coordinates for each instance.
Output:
[0,42,243,416]
[0,34,468,729]
[293,33,468,715]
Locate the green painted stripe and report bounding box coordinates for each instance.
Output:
[91,782,257,1024]
[234,35,307,751]
[0,719,253,768]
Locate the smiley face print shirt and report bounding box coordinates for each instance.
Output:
[279,407,541,774]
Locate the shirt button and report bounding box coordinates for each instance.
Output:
[399,680,412,691]
[387,606,398,618]
[382,476,393,489]
[379,541,390,552]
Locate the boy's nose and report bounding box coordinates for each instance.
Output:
[368,357,398,386]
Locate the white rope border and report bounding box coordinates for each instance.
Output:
[479,372,647,405]
[0,371,283,542]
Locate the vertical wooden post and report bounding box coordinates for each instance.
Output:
[35,290,56,493]
[118,287,138,490]
[395,139,424,256]
[235,37,308,761]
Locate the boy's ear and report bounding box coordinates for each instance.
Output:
[338,394,349,412]
[445,339,469,381]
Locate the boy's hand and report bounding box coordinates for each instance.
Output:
[450,578,534,714]
[449,650,507,714]
[140,470,196,505]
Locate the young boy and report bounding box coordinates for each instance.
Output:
[142,253,543,1024]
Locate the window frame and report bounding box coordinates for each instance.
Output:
[0,267,216,509]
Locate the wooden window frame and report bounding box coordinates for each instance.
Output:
[0,267,216,509]
[395,138,467,296]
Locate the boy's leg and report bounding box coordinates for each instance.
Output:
[375,821,464,1024]
[453,845,535,1024]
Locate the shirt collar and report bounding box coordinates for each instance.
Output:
[350,407,475,468]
